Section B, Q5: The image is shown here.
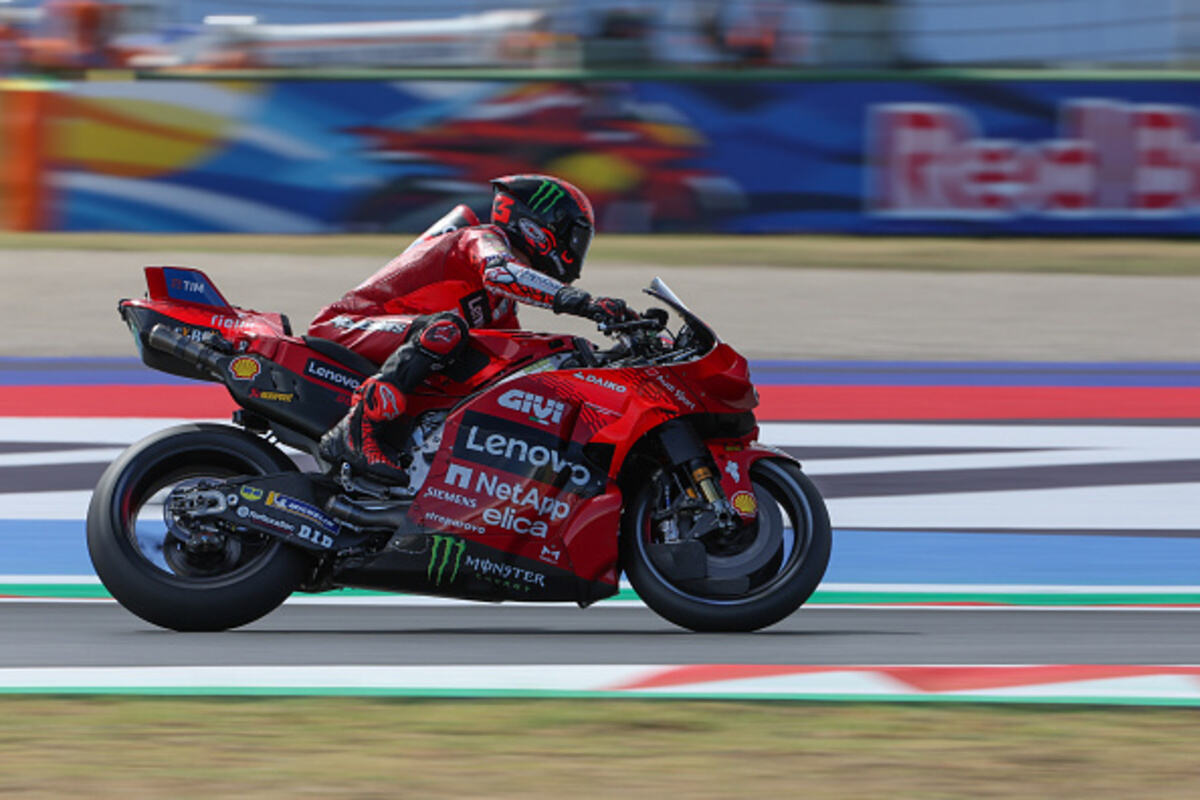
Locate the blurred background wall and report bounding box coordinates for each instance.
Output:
[0,0,1187,70]
[2,0,1200,233]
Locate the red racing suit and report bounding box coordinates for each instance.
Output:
[308,205,569,365]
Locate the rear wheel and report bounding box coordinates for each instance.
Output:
[622,458,831,632]
[87,424,312,631]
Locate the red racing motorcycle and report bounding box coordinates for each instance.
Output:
[88,270,831,632]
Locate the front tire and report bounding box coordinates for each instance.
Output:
[622,458,831,632]
[87,424,312,631]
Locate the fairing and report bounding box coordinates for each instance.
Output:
[120,269,773,606]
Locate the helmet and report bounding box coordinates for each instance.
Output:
[490,174,594,283]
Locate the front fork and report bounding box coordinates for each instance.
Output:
[656,419,738,538]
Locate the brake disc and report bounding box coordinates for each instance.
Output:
[703,483,784,581]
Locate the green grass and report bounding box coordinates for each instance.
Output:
[1,697,1198,798]
[4,232,1200,274]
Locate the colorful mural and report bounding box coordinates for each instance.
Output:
[344,81,745,233]
[9,77,1200,233]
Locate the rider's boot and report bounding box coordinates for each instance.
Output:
[320,375,411,485]
[319,312,468,486]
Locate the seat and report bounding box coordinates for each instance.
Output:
[302,336,381,377]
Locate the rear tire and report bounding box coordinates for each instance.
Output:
[622,458,831,632]
[87,424,311,631]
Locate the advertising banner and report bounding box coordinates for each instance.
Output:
[9,76,1200,234]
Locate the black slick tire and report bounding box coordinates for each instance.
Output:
[87,423,311,631]
[622,458,831,632]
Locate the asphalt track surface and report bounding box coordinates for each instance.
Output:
[5,253,1199,359]
[7,603,1200,667]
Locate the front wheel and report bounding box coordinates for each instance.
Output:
[87,424,312,631]
[622,458,831,632]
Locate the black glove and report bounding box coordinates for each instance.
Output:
[553,287,637,324]
[588,296,637,324]
[552,286,592,316]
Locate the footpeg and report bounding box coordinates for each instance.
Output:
[336,462,385,496]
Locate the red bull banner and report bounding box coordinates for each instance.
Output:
[871,100,1200,219]
[7,77,1200,234]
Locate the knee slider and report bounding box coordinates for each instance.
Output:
[361,377,404,422]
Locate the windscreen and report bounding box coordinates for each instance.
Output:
[643,277,718,348]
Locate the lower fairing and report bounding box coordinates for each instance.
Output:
[333,532,619,607]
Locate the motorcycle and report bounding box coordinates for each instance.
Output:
[88,267,831,632]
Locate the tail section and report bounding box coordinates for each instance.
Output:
[144,266,231,309]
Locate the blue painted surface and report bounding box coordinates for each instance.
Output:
[0,357,190,386]
[0,369,192,387]
[1,521,94,575]
[7,519,1200,586]
[824,529,1200,587]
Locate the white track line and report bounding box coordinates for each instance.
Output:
[2,664,1200,705]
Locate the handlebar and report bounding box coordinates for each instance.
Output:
[590,306,682,365]
[596,317,664,335]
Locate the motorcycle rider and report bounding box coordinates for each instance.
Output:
[311,173,637,484]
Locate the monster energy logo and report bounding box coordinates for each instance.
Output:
[529,181,565,213]
[428,535,466,585]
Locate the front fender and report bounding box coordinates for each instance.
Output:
[707,437,799,520]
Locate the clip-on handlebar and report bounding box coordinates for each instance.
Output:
[596,307,669,335]
[591,307,673,364]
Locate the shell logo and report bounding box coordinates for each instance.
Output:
[731,490,758,519]
[229,356,260,381]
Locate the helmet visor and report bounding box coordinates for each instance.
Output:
[567,221,592,263]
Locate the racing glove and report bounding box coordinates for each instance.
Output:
[553,287,638,324]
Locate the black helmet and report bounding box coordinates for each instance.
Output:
[490,174,594,283]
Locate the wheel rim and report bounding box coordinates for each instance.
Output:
[636,460,816,606]
[119,455,282,585]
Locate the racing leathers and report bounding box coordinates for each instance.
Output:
[312,206,633,484]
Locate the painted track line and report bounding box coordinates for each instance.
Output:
[5,577,1200,609]
[6,598,1200,613]
[3,664,1200,706]
[5,579,1200,608]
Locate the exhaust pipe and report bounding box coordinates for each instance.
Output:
[327,495,411,530]
[146,324,225,375]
